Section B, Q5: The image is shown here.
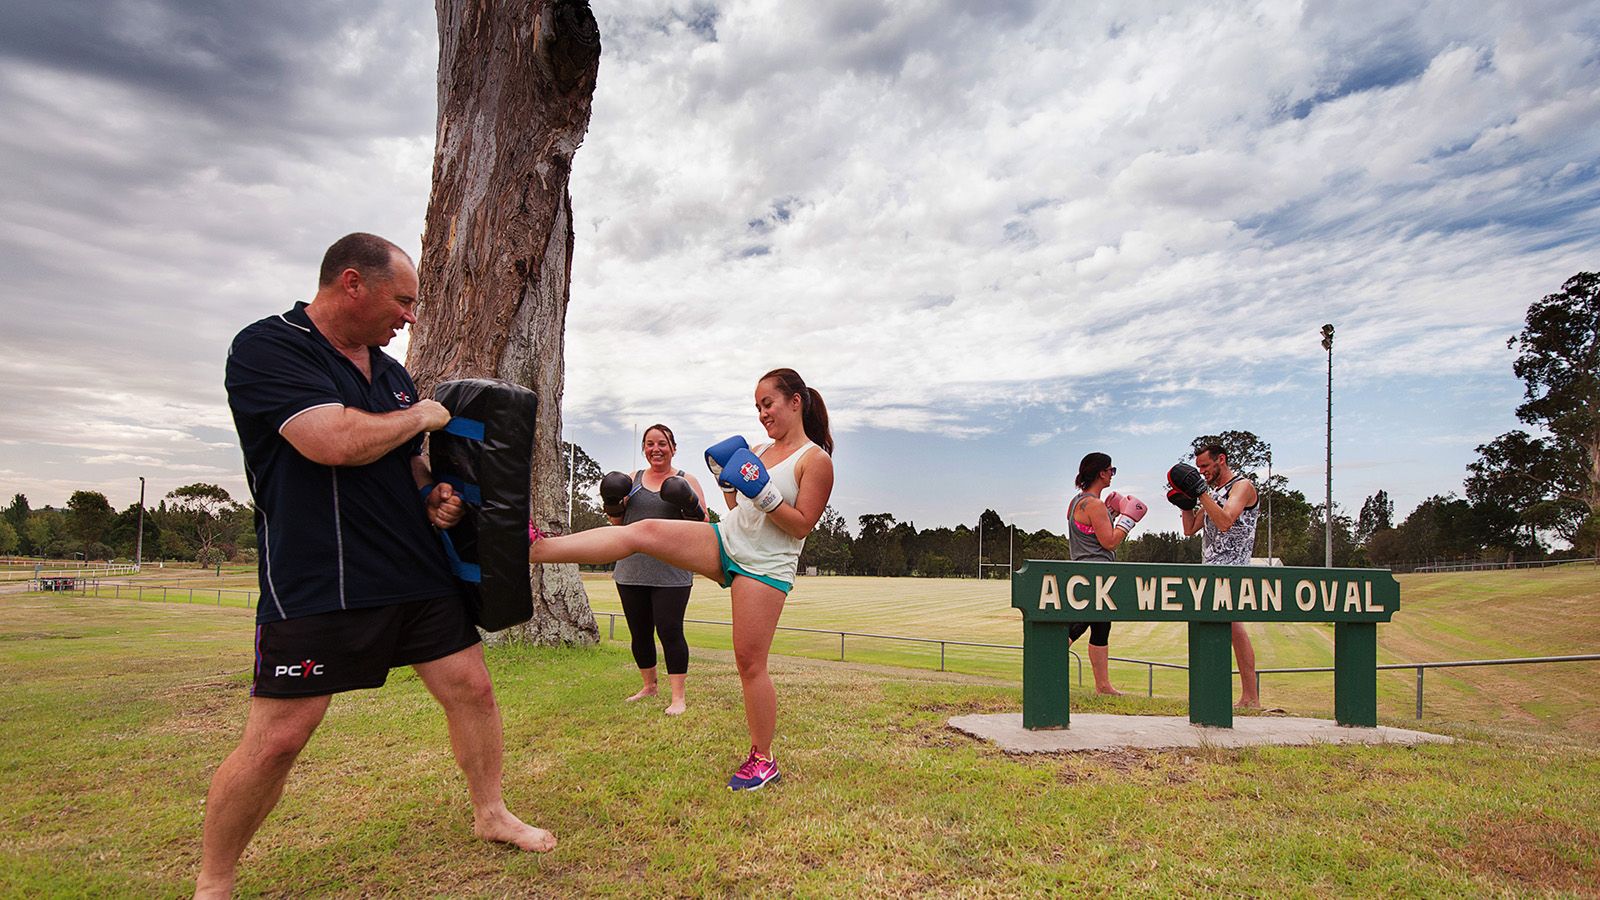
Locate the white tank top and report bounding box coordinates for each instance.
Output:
[719,441,816,584]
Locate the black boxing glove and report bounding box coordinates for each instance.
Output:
[659,475,705,521]
[1166,483,1199,511]
[1167,463,1209,500]
[600,471,633,518]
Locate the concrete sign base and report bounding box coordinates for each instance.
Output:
[948,713,1453,754]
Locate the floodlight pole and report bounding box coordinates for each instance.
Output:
[135,476,145,571]
[1322,323,1335,568]
[1266,450,1273,563]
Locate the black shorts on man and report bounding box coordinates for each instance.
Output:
[252,594,480,698]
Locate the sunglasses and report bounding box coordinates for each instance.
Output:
[1106,466,1117,476]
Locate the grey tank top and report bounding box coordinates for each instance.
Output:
[611,470,695,587]
[1067,492,1115,562]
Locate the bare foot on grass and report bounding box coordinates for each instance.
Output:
[664,699,686,716]
[1235,697,1261,710]
[1095,687,1125,696]
[625,686,658,702]
[475,808,556,853]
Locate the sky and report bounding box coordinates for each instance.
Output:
[1,0,1597,537]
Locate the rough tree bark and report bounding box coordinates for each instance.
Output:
[409,0,602,645]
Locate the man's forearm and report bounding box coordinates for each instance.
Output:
[284,406,433,467]
[327,407,433,466]
[411,455,435,491]
[1202,496,1238,531]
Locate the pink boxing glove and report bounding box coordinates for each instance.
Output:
[1102,491,1124,514]
[1113,494,1148,534]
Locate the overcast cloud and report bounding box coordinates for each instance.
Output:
[1,0,1596,535]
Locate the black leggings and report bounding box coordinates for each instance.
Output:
[1068,621,1111,647]
[617,584,692,674]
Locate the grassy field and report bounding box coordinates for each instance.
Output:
[2,589,1599,896]
[33,562,1600,739]
[583,565,1600,740]
[5,564,1600,895]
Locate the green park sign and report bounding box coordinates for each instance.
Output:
[1011,561,1401,729]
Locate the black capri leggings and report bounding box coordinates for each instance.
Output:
[1068,621,1111,647]
[616,583,692,674]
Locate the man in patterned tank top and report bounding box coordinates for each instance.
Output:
[1179,442,1261,708]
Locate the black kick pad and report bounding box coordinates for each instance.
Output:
[430,378,538,630]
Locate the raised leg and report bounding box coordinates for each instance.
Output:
[530,518,722,581]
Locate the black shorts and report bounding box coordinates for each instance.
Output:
[252,595,480,698]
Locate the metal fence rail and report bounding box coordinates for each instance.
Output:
[1405,557,1598,573]
[1256,654,1600,719]
[51,580,259,607]
[39,581,1600,721]
[599,612,1083,685]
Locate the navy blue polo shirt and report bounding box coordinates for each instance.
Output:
[225,302,457,623]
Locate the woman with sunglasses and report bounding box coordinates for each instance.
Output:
[1067,452,1147,695]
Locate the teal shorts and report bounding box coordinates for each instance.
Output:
[711,523,793,593]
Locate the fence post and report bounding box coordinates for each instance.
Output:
[1148,664,1154,698]
[1415,667,1424,720]
[839,632,845,662]
[608,614,614,641]
[939,642,946,672]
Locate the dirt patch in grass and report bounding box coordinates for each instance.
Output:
[1442,813,1600,895]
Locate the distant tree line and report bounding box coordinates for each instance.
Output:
[6,274,1594,571]
[1,483,252,566]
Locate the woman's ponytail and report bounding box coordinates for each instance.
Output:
[761,367,833,455]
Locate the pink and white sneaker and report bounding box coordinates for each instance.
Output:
[726,747,780,791]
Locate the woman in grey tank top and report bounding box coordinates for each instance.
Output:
[1067,452,1148,695]
[610,424,709,715]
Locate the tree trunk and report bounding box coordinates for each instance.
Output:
[409,0,602,645]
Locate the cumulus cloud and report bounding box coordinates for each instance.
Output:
[1,0,1596,527]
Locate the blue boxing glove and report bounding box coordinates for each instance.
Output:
[722,447,784,513]
[705,436,749,491]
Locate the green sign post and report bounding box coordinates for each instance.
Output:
[1011,560,1400,729]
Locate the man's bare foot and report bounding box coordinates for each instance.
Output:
[626,686,658,702]
[1095,687,1125,696]
[664,699,686,715]
[1235,697,1261,709]
[474,808,556,853]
